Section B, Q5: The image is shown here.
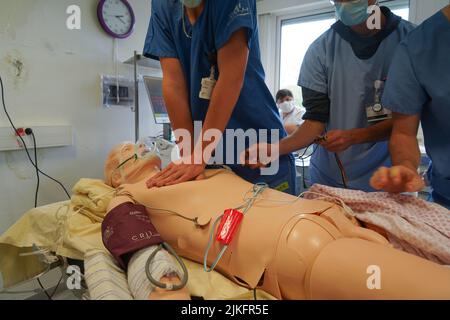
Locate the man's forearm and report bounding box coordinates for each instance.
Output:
[279,120,326,156]
[351,120,393,145]
[198,75,244,160]
[389,132,421,171]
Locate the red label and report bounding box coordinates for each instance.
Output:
[216,209,244,245]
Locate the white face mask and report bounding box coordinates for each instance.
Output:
[278,101,296,113]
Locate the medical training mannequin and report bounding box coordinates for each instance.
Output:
[103,143,450,300]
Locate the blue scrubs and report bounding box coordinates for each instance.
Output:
[143,0,296,194]
[298,10,414,192]
[382,10,450,209]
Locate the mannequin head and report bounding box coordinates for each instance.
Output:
[104,142,162,188]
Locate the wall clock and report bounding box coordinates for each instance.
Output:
[97,0,136,39]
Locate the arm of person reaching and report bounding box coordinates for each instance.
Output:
[370,112,425,193]
[284,124,299,135]
[147,28,250,187]
[242,120,325,169]
[320,120,393,153]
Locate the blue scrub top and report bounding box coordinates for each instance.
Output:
[143,0,296,194]
[298,13,414,192]
[382,10,450,204]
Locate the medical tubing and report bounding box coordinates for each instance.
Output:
[334,153,348,189]
[143,206,200,227]
[145,242,189,291]
[203,214,227,272]
[203,183,268,273]
[0,75,71,199]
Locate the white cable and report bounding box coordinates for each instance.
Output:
[114,38,120,104]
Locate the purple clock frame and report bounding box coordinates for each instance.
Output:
[97,0,136,39]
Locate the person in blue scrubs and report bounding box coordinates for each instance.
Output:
[143,0,296,194]
[370,5,450,210]
[244,0,414,192]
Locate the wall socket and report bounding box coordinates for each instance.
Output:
[0,125,73,152]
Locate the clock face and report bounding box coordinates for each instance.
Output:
[98,0,135,39]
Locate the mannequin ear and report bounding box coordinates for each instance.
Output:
[110,170,123,188]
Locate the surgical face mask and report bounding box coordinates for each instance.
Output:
[181,0,202,8]
[278,101,296,114]
[333,0,370,26]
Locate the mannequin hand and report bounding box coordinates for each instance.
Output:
[319,130,355,153]
[240,143,278,169]
[146,156,206,188]
[370,166,425,193]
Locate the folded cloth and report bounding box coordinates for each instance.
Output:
[304,184,450,265]
[71,179,116,223]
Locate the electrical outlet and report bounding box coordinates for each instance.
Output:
[0,125,73,152]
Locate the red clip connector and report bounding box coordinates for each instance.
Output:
[15,128,25,137]
[216,209,244,245]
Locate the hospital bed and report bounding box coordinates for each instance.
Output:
[0,190,275,300]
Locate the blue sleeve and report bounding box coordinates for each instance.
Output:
[143,0,178,60]
[213,0,256,50]
[382,41,428,115]
[298,39,328,95]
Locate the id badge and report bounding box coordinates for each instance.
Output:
[199,66,217,100]
[366,104,392,123]
[199,77,216,100]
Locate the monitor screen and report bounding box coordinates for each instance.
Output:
[143,76,170,124]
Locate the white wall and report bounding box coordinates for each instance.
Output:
[0,0,161,234]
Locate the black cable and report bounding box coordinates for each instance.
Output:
[0,75,70,199]
[334,153,348,189]
[37,278,52,300]
[49,272,64,299]
[31,131,40,208]
[253,288,257,300]
[295,143,319,190]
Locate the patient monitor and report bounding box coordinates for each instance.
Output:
[143,76,172,142]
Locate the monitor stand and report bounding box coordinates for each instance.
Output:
[163,123,172,142]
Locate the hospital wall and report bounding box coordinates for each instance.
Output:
[0,0,162,234]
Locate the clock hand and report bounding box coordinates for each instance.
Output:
[115,15,126,24]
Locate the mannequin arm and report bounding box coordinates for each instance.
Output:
[105,194,189,300]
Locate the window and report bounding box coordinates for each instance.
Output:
[278,1,410,106]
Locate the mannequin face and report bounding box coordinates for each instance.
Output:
[104,143,162,187]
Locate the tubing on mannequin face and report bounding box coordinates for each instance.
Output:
[105,142,160,187]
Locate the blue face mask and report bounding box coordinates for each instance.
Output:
[181,0,202,8]
[335,0,370,26]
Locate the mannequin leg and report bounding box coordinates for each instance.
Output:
[309,238,450,299]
